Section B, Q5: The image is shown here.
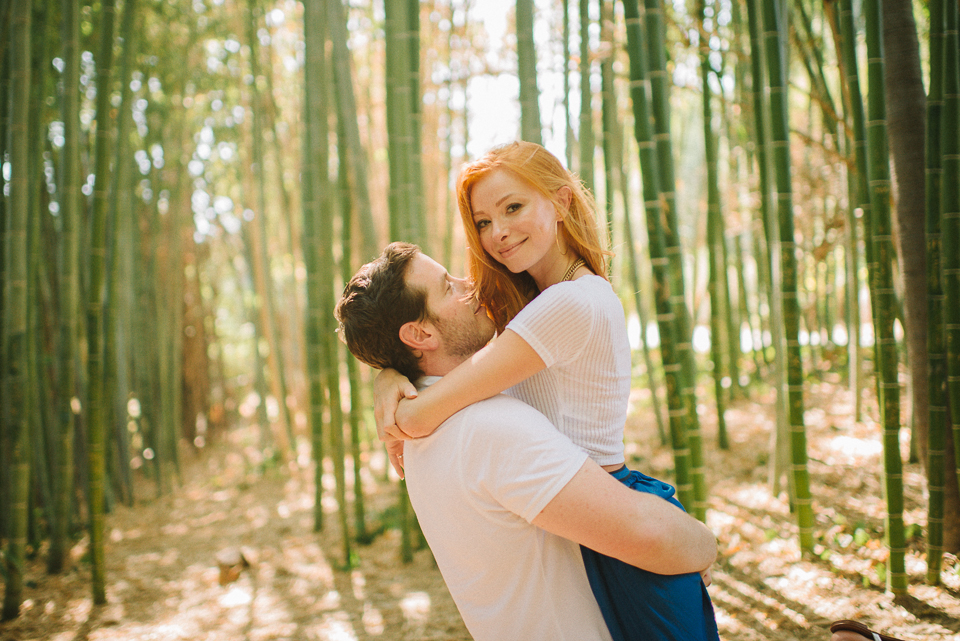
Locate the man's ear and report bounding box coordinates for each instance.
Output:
[399,319,437,352]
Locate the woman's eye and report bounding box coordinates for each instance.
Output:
[475,219,489,230]
[506,203,520,213]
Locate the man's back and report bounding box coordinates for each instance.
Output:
[403,385,613,641]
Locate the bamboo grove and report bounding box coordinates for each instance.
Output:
[1,0,959,620]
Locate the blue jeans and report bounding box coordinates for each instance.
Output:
[580,467,720,641]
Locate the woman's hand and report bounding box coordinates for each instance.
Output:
[374,368,418,476]
[374,368,418,439]
[700,567,712,587]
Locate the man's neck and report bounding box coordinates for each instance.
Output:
[418,352,470,378]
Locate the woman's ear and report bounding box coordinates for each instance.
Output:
[556,185,573,218]
[399,320,436,351]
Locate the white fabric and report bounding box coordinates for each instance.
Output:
[404,379,614,641]
[506,275,631,466]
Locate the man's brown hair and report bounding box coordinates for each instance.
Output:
[335,242,429,381]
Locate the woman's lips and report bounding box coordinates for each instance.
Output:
[497,238,525,260]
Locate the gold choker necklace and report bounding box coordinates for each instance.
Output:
[561,258,586,282]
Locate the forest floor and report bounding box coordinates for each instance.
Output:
[2,378,960,641]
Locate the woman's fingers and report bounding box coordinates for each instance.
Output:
[387,440,405,478]
[700,567,712,587]
[383,423,415,441]
[373,369,417,441]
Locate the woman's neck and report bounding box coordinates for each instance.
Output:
[530,254,587,290]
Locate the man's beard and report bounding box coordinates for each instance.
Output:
[435,315,494,360]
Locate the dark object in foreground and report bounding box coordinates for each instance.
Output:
[830,620,906,641]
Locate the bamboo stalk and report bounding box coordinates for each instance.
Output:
[1,0,32,620]
[579,0,594,190]
[48,0,81,575]
[699,0,729,450]
[761,0,814,552]
[516,0,542,145]
[940,0,960,517]
[924,0,947,585]
[863,0,908,594]
[622,0,693,510]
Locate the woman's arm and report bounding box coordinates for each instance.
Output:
[384,329,546,439]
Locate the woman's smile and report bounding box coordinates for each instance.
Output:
[497,238,527,261]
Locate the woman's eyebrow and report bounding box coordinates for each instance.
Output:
[472,192,517,218]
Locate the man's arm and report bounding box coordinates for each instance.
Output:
[531,459,717,575]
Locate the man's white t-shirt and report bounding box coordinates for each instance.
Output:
[404,378,614,641]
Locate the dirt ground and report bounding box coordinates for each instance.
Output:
[2,380,959,641]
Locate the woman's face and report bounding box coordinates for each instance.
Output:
[469,168,565,287]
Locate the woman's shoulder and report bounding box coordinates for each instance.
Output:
[509,275,607,326]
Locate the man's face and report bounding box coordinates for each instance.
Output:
[405,253,496,359]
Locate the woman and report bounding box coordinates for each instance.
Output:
[377,141,719,641]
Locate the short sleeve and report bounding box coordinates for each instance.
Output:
[506,283,595,368]
[461,398,588,523]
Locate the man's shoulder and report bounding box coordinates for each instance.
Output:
[457,393,541,421]
[448,393,556,438]
[445,394,567,445]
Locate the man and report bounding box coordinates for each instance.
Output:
[335,242,717,641]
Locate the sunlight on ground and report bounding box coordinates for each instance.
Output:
[822,434,883,462]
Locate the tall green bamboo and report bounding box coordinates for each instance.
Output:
[578,0,594,190]
[133,133,161,493]
[330,4,371,544]
[86,0,118,605]
[48,0,82,575]
[340,142,369,544]
[246,0,296,455]
[27,0,53,542]
[1,0,31,621]
[762,0,814,552]
[699,0,728,449]
[863,0,908,594]
[563,0,574,167]
[327,0,377,259]
[835,0,870,422]
[924,0,947,585]
[601,0,666,442]
[598,0,616,254]
[385,0,416,242]
[384,0,422,562]
[104,0,137,505]
[516,0,542,145]
[0,14,7,443]
[406,0,424,249]
[150,164,172,494]
[941,0,960,503]
[303,0,328,533]
[622,0,692,510]
[644,0,705,518]
[751,0,788,496]
[318,33,351,571]
[744,0,779,390]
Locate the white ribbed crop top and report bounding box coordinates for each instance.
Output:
[505,275,630,467]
